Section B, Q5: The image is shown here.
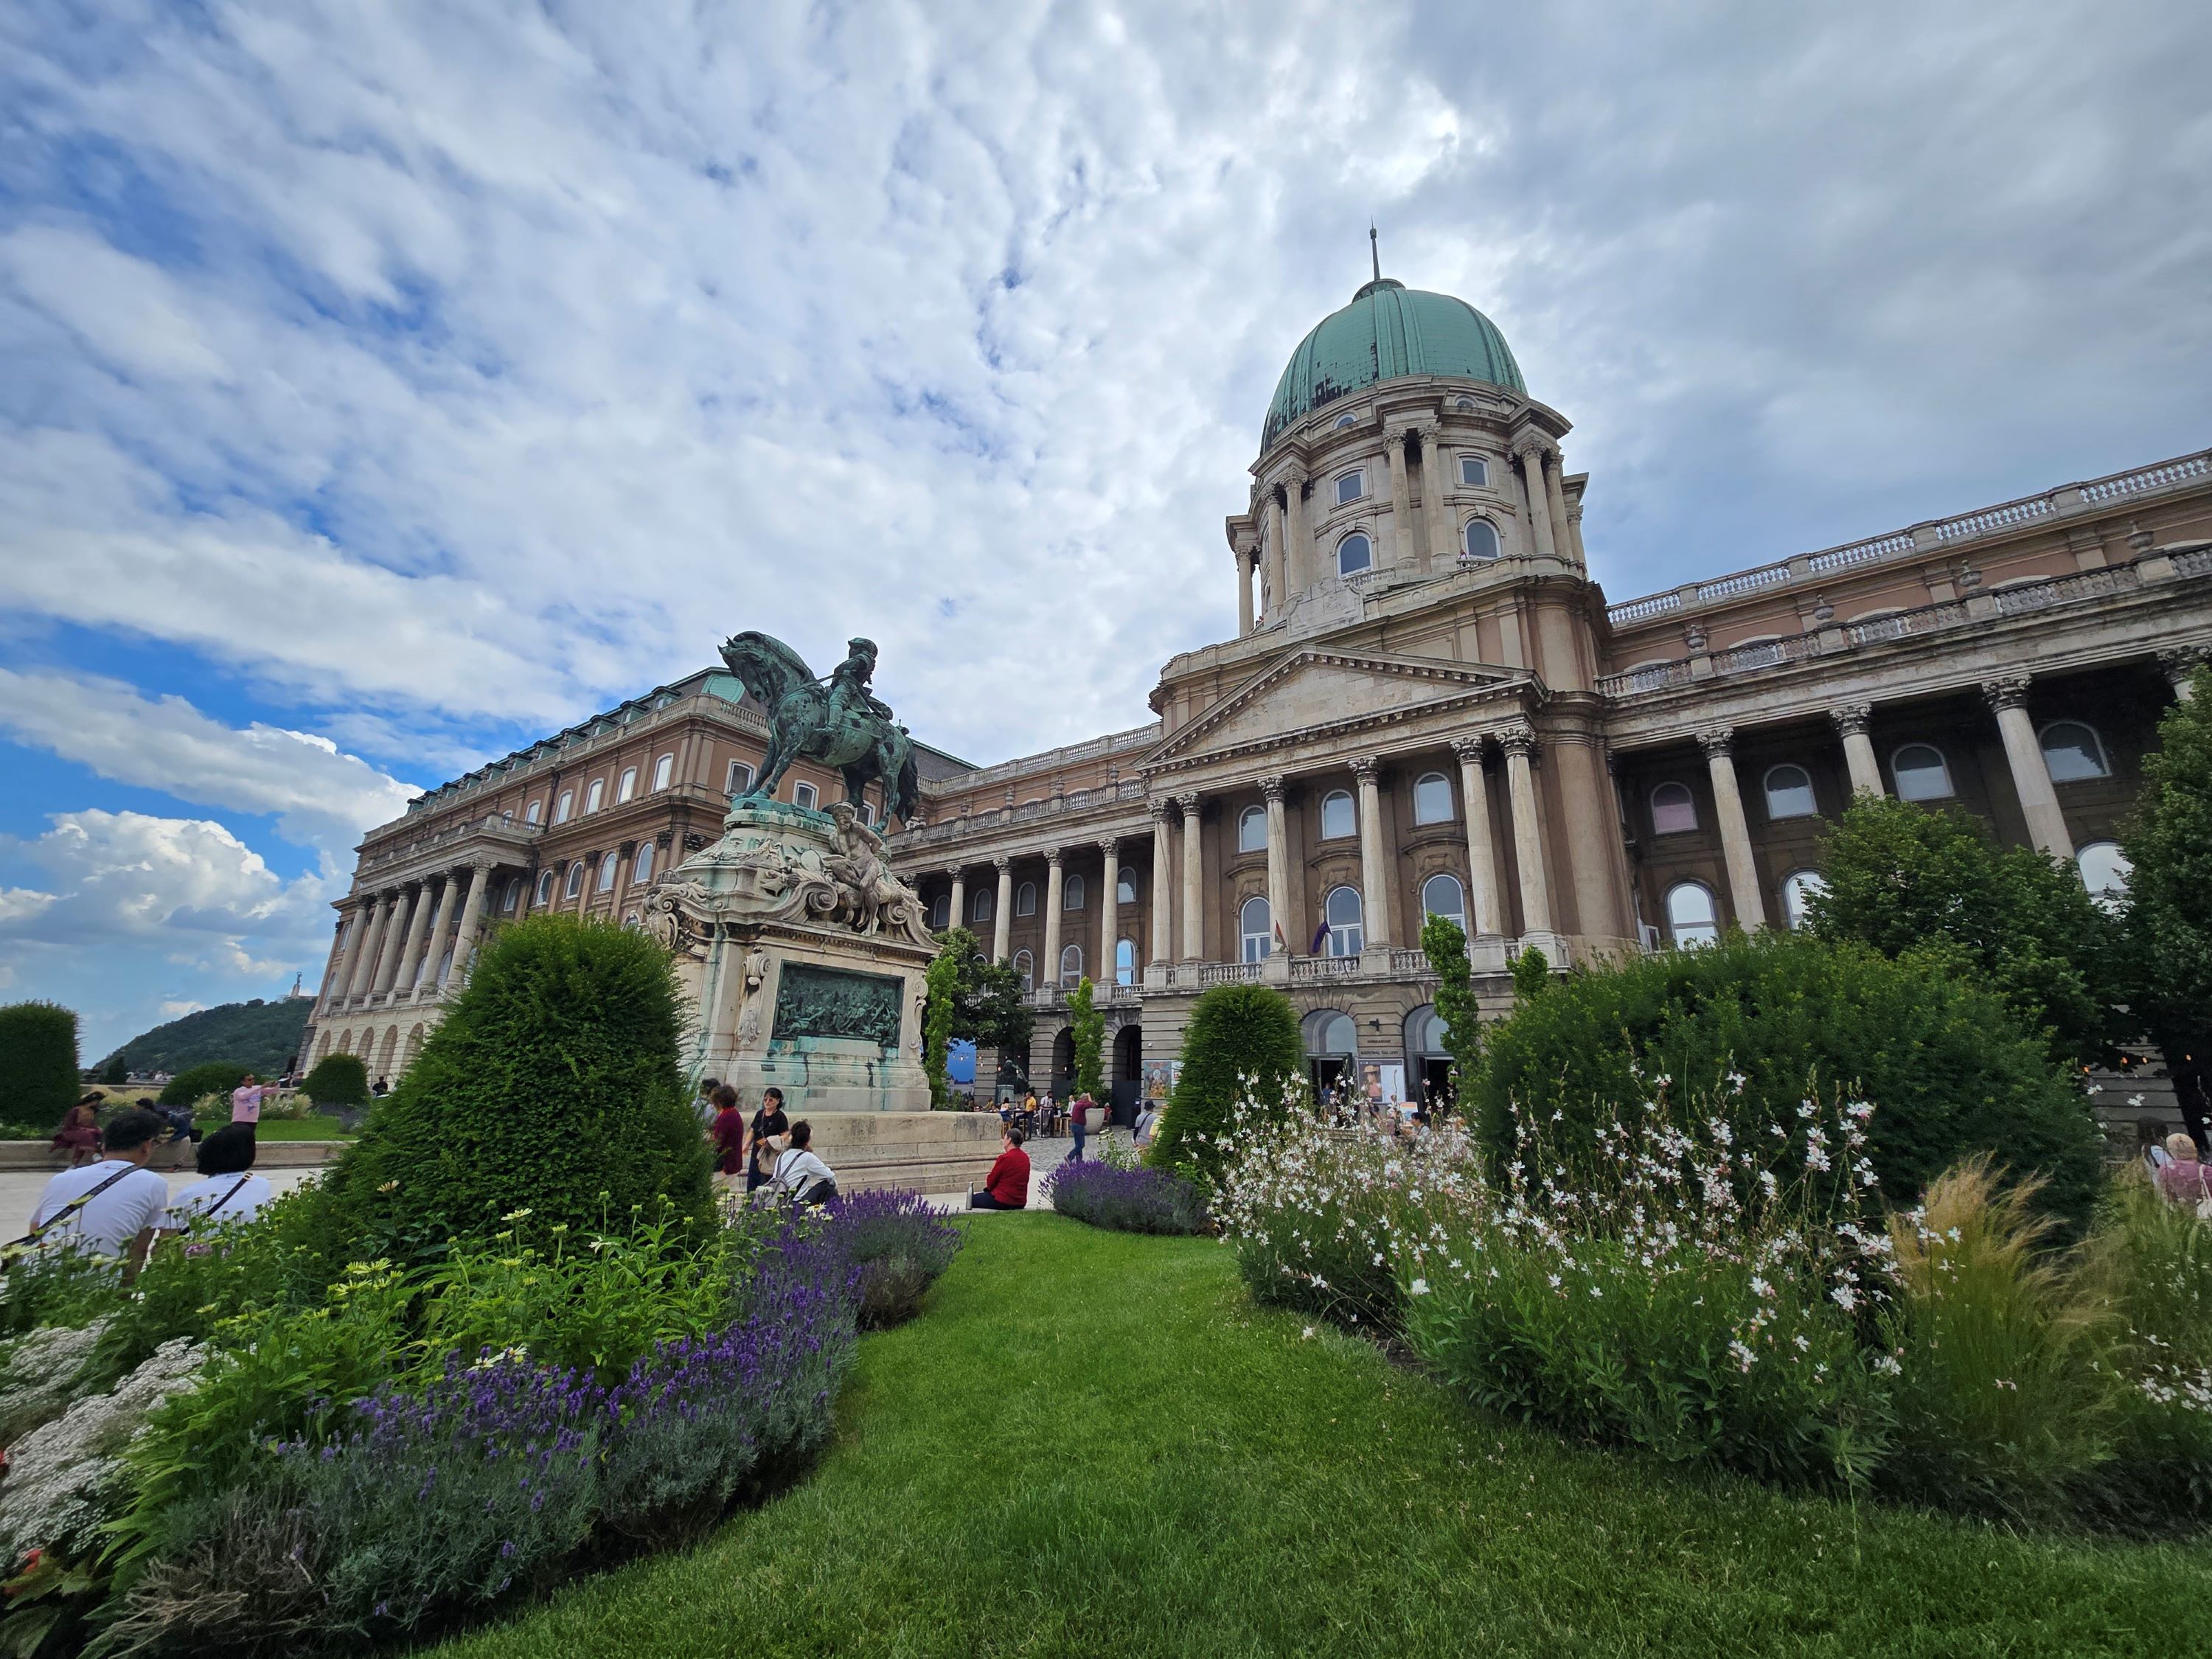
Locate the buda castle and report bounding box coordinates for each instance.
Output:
[302,271,2212,1136]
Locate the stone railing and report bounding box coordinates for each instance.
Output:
[939,723,1160,791]
[2175,546,2212,579]
[894,778,1150,849]
[1596,553,2178,700]
[1601,448,2211,630]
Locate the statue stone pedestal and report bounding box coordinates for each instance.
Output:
[649,799,996,1193]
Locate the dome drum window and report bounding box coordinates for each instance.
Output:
[1461,519,1500,560]
[1336,533,1373,577]
[1334,470,1366,506]
[1458,455,1489,487]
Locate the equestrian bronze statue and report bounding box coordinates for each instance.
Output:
[716,632,921,828]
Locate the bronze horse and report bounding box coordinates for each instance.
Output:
[717,632,920,828]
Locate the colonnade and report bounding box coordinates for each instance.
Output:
[316,860,494,1015]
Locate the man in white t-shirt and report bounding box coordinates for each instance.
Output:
[162,1124,273,1231]
[27,1109,173,1276]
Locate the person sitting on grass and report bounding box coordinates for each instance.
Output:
[21,1108,173,1280]
[771,1119,838,1208]
[2156,1132,2210,1209]
[162,1123,273,1230]
[52,1094,104,1167]
[968,1125,1031,1210]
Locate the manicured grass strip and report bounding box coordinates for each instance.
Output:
[437,1220,2211,1659]
[192,1114,355,1140]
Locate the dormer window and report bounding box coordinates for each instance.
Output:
[1335,470,1366,506]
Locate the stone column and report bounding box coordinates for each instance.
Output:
[1262,774,1291,954]
[1098,839,1119,987]
[1565,498,1587,565]
[1148,801,1173,964]
[1234,547,1254,636]
[992,858,1013,961]
[345,891,394,1001]
[1499,726,1554,936]
[948,869,967,934]
[1384,430,1415,575]
[1042,851,1065,987]
[1259,500,1285,620]
[1452,737,1504,936]
[1514,441,1558,562]
[1700,728,1768,931]
[415,872,463,999]
[1351,757,1394,949]
[1832,703,1884,796]
[441,863,494,990]
[389,879,439,1000]
[1178,793,1205,961]
[1557,736,1626,943]
[1544,449,1574,564]
[1983,677,2072,857]
[327,901,371,1006]
[1282,465,1312,594]
[1418,423,1454,571]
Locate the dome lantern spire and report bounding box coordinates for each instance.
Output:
[1369,221,1381,285]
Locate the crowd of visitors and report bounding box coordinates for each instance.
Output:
[691,1077,835,1206]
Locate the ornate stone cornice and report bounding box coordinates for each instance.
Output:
[1830,703,1872,738]
[1697,726,1736,759]
[1980,675,2033,712]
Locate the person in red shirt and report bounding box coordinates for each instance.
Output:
[967,1125,1031,1210]
[708,1085,747,1192]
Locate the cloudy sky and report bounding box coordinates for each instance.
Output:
[4,0,2208,1059]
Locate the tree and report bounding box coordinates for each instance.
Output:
[1067,977,1105,1102]
[1510,944,1551,1004]
[0,1001,80,1130]
[1808,794,2119,1070]
[1147,983,1304,1187]
[1418,913,1484,1112]
[922,952,959,1111]
[2121,663,2212,1150]
[312,914,711,1265]
[930,927,1033,1062]
[156,1061,250,1108]
[300,1053,371,1109]
[98,1055,129,1086]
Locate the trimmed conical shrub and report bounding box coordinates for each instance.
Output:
[315,914,710,1263]
[300,1053,371,1108]
[1147,983,1302,1187]
[0,1002,79,1131]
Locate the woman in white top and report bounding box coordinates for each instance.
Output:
[163,1124,273,1230]
[771,1119,838,1208]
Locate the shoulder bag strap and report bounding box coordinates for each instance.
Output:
[205,1175,254,1219]
[16,1166,137,1248]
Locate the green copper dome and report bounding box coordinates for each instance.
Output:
[1262,278,1525,448]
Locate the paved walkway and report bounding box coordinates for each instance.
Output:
[920,1132,1135,1212]
[0,1166,323,1240]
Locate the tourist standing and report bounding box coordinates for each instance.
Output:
[969,1125,1031,1209]
[746,1087,790,1194]
[23,1109,173,1278]
[695,1075,723,1127]
[163,1124,273,1229]
[1067,1091,1095,1163]
[229,1073,271,1125]
[709,1085,747,1191]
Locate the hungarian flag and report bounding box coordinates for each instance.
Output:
[1273,921,1287,950]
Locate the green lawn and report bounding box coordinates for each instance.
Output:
[437,1217,2211,1658]
[192,1113,355,1140]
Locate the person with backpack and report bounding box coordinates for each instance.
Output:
[771,1119,838,1208]
[22,1109,173,1278]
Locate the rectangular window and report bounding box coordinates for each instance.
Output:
[1334,470,1365,506]
[525,799,543,825]
[793,782,818,810]
[726,761,754,796]
[584,779,605,815]
[554,790,574,824]
[616,767,637,803]
[1459,455,1489,487]
[651,754,674,790]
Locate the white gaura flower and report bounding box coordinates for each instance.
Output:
[1408,1278,1430,1296]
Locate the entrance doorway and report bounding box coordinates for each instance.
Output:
[1051,1027,1076,1098]
[1301,1008,1357,1108]
[1110,1025,1144,1120]
[1405,1004,1453,1111]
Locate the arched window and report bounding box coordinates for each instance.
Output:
[1461,518,1500,560]
[1237,804,1267,852]
[1666,881,1719,947]
[598,852,619,892]
[1012,949,1034,992]
[526,799,543,825]
[585,779,605,815]
[1891,743,1953,801]
[2076,841,2132,911]
[1405,1004,1448,1056]
[726,761,754,796]
[535,869,555,907]
[1240,895,1273,962]
[1413,771,1453,824]
[1651,781,1697,834]
[1325,886,1364,956]
[1421,872,1466,929]
[1453,397,1478,414]
[929,892,950,929]
[1303,1008,1357,1057]
[1015,880,1037,917]
[1458,453,1489,486]
[1320,789,1357,840]
[793,782,818,810]
[1064,874,1086,910]
[554,790,574,824]
[1116,868,1137,905]
[633,842,655,885]
[2039,720,2110,782]
[1780,869,1826,930]
[1116,939,1136,986]
[652,753,674,790]
[1335,469,1366,505]
[501,878,523,914]
[970,887,993,925]
[1336,533,1373,577]
[563,861,585,900]
[1059,944,1083,985]
[616,767,638,804]
[1763,764,1818,820]
[1333,412,1359,430]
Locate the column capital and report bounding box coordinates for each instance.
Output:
[1096,838,1118,858]
[1411,420,1439,444]
[1276,460,1310,490]
[1044,846,1065,869]
[1450,734,1486,765]
[1350,756,1381,785]
[1498,723,1539,759]
[992,853,1012,872]
[1980,675,2033,713]
[1510,431,1557,464]
[1829,703,1873,738]
[1697,726,1736,760]
[1148,796,1174,823]
[2157,643,2211,685]
[1174,790,1201,816]
[1260,773,1287,803]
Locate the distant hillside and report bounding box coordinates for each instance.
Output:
[100,998,313,1077]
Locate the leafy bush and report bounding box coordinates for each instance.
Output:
[1472,929,2103,1229]
[0,1002,81,1131]
[312,915,712,1263]
[97,1057,128,1087]
[2121,661,2212,1148]
[1418,914,1483,1110]
[1147,983,1303,1186]
[156,1061,248,1109]
[301,1052,371,1108]
[1046,1161,1209,1235]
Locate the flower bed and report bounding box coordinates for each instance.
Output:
[1045,1160,1209,1235]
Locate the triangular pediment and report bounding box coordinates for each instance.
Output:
[1145,648,1531,771]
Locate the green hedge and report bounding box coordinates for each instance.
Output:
[300,1053,371,1108]
[1149,983,1303,1187]
[0,1001,80,1130]
[1472,930,2102,1228]
[157,1061,250,1107]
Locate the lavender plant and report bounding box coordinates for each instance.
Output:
[1046,1159,1209,1236]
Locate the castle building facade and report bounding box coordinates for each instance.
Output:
[307,275,2212,1138]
